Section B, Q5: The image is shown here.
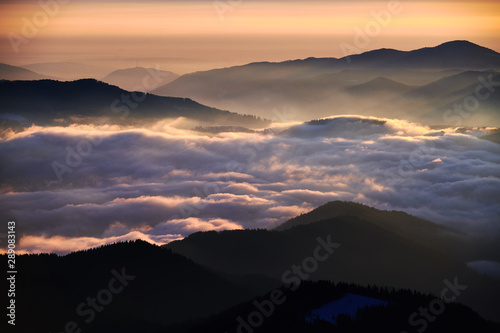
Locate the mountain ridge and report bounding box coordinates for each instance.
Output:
[6,239,499,332]
[165,200,500,321]
[0,63,55,81]
[151,40,500,125]
[102,66,179,92]
[5,239,261,332]
[0,78,270,127]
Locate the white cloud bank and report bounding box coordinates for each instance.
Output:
[1,116,499,254]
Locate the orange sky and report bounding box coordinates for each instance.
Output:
[1,0,499,73]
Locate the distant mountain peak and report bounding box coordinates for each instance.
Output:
[102,66,179,92]
[339,40,500,69]
[438,40,483,47]
[0,63,55,81]
[274,200,447,233]
[433,40,498,53]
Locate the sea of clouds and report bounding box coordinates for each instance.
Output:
[1,115,499,254]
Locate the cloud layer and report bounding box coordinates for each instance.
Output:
[1,116,499,254]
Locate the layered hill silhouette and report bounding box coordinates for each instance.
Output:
[5,240,499,333]
[274,201,458,254]
[343,40,500,69]
[102,67,179,92]
[175,281,499,333]
[333,70,500,126]
[152,41,500,125]
[4,240,261,333]
[166,201,500,321]
[4,202,500,332]
[0,63,54,81]
[344,77,413,96]
[0,79,270,127]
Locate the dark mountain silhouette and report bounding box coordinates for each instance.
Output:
[102,67,179,92]
[3,240,262,333]
[175,281,500,333]
[166,201,500,321]
[0,63,54,80]
[387,40,500,69]
[4,203,500,332]
[274,201,458,254]
[278,117,390,139]
[5,242,498,333]
[341,48,403,67]
[0,79,270,127]
[342,40,500,69]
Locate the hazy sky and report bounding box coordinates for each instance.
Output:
[1,0,499,73]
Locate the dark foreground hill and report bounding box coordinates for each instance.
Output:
[166,201,500,321]
[3,201,500,332]
[175,281,500,333]
[3,240,498,333]
[2,240,261,333]
[0,79,270,127]
[275,201,460,255]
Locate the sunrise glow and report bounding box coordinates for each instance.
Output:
[1,1,499,72]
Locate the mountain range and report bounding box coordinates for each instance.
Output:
[151,41,500,126]
[2,41,499,126]
[0,63,54,81]
[165,201,500,321]
[0,79,269,128]
[6,240,257,332]
[4,201,499,332]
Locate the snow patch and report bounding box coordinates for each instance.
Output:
[306,293,388,324]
